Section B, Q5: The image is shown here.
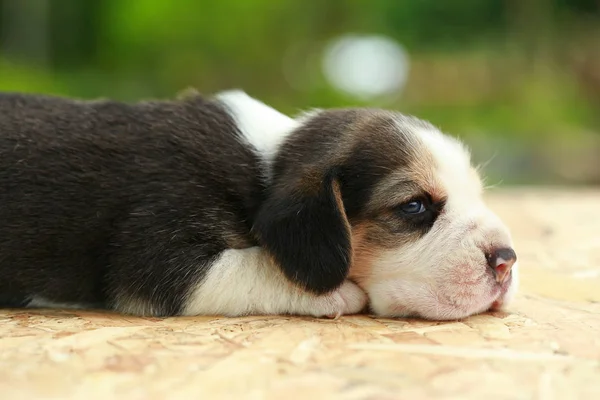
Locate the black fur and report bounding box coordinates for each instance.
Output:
[0,92,264,316]
[252,110,361,294]
[253,168,352,294]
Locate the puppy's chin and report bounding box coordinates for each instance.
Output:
[360,260,519,321]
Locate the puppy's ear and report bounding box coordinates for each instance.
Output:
[253,169,351,294]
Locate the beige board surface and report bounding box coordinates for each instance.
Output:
[1,188,599,399]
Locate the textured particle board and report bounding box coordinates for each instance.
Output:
[0,188,599,400]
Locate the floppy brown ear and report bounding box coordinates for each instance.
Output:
[253,169,352,294]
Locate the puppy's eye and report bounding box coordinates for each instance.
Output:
[399,199,426,214]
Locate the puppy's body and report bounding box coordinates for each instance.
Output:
[0,92,264,315]
[0,90,518,320]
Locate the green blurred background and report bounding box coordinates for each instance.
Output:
[1,0,599,185]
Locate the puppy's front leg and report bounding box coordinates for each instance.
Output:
[182,247,367,318]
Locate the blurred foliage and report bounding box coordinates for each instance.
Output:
[0,0,599,184]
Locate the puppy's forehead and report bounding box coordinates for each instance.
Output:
[303,109,424,166]
[409,121,482,201]
[281,108,480,209]
[349,112,478,208]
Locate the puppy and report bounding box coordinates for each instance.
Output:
[0,90,518,320]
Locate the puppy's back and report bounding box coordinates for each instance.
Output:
[0,92,264,313]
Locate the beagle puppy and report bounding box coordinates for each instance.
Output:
[0,90,518,320]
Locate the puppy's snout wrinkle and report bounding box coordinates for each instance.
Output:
[486,247,517,284]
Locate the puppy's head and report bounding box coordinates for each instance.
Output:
[220,92,518,320]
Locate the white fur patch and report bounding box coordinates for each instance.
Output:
[182,247,367,317]
[416,127,480,197]
[216,90,299,180]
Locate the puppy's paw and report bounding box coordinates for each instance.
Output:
[308,280,368,319]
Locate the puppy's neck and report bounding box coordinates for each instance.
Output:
[216,90,298,180]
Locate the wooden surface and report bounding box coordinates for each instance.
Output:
[1,188,599,400]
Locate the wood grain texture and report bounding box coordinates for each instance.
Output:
[1,188,599,400]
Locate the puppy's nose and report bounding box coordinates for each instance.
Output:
[486,247,517,284]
